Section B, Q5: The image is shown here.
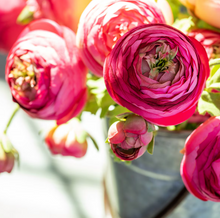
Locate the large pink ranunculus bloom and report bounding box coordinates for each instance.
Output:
[5,19,88,125]
[76,0,166,77]
[181,116,220,202]
[104,24,210,126]
[0,0,27,53]
[188,29,220,60]
[45,119,88,158]
[26,0,91,33]
[108,114,153,161]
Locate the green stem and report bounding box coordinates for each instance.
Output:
[4,104,20,134]
[87,133,99,151]
[209,58,220,68]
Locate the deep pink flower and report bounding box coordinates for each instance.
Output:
[76,0,166,77]
[26,0,91,32]
[0,0,27,53]
[45,119,88,157]
[5,19,88,125]
[188,29,220,60]
[181,116,220,202]
[104,24,210,126]
[108,114,153,161]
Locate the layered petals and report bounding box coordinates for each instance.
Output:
[104,24,210,126]
[181,116,220,202]
[45,119,88,158]
[108,114,153,161]
[5,19,88,124]
[76,0,166,76]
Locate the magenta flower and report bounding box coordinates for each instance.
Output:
[188,29,220,60]
[104,24,210,126]
[108,114,153,161]
[181,116,220,202]
[6,19,88,125]
[0,0,27,53]
[76,0,165,77]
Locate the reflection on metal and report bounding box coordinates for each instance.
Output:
[124,163,181,181]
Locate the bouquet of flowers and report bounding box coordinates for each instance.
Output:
[1,0,220,207]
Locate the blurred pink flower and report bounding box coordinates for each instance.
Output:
[45,119,88,158]
[76,0,166,77]
[6,19,88,125]
[104,24,210,126]
[108,114,153,161]
[188,29,220,60]
[0,0,27,53]
[181,116,220,202]
[26,0,92,32]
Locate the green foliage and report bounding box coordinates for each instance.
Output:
[17,6,34,25]
[172,16,195,33]
[147,135,155,155]
[198,62,220,116]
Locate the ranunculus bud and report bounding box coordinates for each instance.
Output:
[76,0,166,77]
[104,24,210,126]
[188,29,220,60]
[108,114,153,161]
[5,19,88,125]
[0,134,15,173]
[0,0,27,53]
[24,0,91,32]
[45,118,88,158]
[181,116,220,202]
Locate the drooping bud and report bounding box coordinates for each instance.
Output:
[108,114,154,161]
[45,118,88,158]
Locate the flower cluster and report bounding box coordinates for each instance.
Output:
[2,0,220,205]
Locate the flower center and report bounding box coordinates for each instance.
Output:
[142,42,178,81]
[8,55,37,101]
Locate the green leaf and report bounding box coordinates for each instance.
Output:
[197,19,220,33]
[147,135,155,155]
[107,105,131,117]
[147,123,155,132]
[105,138,109,143]
[17,6,34,25]
[198,91,220,116]
[172,16,195,33]
[115,112,133,120]
[76,130,88,144]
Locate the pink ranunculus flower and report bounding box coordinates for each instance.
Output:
[188,29,220,60]
[181,116,220,202]
[104,24,210,126]
[45,118,88,158]
[76,0,166,77]
[108,114,153,161]
[5,19,88,125]
[0,0,27,53]
[25,0,92,32]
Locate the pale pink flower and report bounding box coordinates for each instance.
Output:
[76,0,166,76]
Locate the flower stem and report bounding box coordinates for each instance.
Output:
[209,58,220,67]
[4,104,20,134]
